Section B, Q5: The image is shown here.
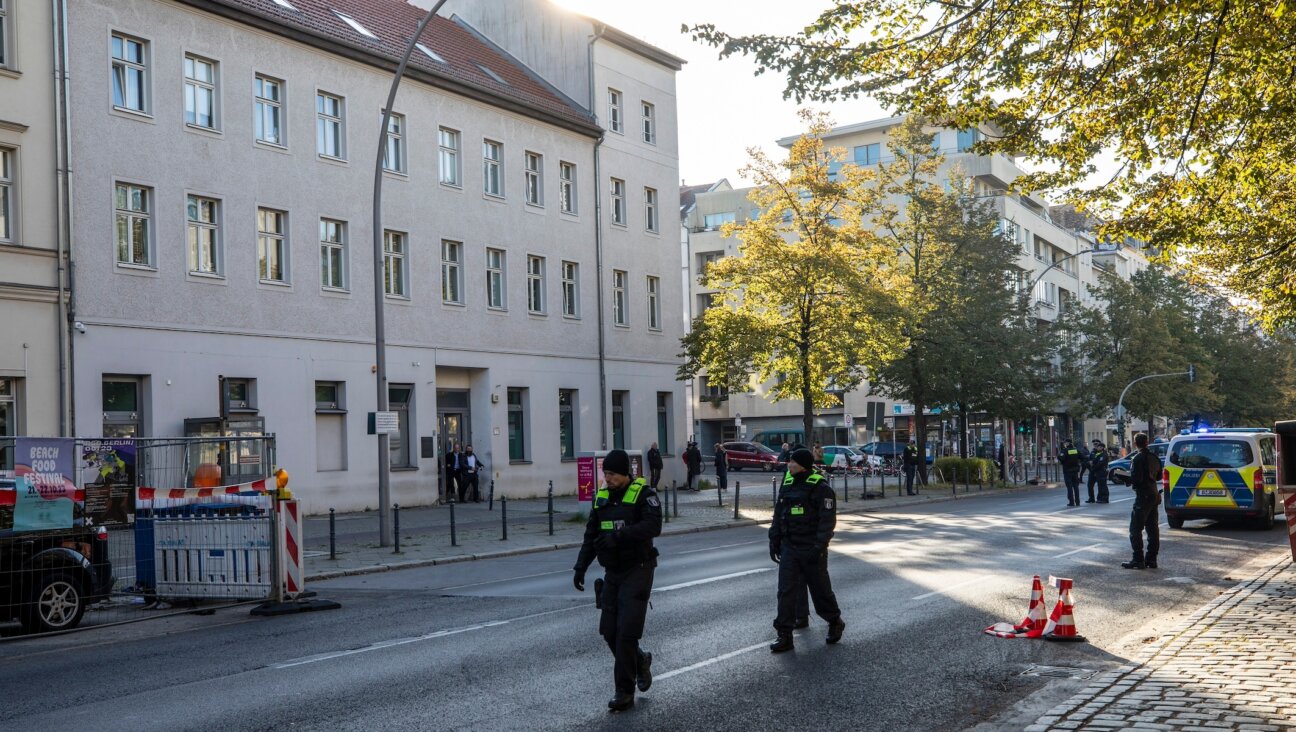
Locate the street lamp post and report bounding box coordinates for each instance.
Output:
[1114,367,1195,449]
[371,0,450,547]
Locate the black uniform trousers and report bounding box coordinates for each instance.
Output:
[1088,470,1108,502]
[599,563,654,694]
[774,547,841,632]
[1063,469,1082,505]
[904,465,917,494]
[1129,497,1160,563]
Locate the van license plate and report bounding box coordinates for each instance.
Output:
[1195,489,1227,497]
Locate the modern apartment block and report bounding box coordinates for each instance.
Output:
[4,0,686,511]
[682,116,1150,453]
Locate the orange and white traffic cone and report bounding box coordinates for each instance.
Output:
[984,575,1048,638]
[1041,576,1087,643]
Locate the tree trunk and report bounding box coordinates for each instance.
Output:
[914,407,928,483]
[958,402,969,458]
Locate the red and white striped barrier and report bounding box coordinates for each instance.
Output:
[276,499,304,600]
[137,477,272,501]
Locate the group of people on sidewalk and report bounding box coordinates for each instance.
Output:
[443,443,485,503]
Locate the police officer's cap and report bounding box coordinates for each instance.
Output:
[790,448,815,470]
[603,449,631,477]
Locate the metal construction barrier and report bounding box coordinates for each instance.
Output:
[153,513,273,599]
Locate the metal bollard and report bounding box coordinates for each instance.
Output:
[862,470,869,500]
[733,481,741,520]
[547,480,555,536]
[717,479,724,508]
[328,508,337,560]
[771,476,777,504]
[489,479,495,510]
[393,503,401,554]
[449,498,458,547]
[501,495,508,541]
[672,480,679,518]
[843,471,850,502]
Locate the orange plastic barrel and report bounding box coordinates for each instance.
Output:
[194,463,222,488]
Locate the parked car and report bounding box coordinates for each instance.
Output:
[856,442,934,464]
[822,445,866,470]
[722,441,783,471]
[1162,428,1278,529]
[0,477,114,633]
[1106,440,1169,486]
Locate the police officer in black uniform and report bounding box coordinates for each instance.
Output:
[1058,438,1083,506]
[902,440,920,495]
[1086,440,1110,503]
[1122,433,1161,569]
[573,449,662,712]
[768,448,845,653]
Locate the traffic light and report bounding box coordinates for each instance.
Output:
[1017,423,1025,434]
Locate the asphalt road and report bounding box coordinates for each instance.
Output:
[1,484,1285,732]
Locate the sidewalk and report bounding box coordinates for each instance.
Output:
[303,474,1038,581]
[1025,551,1296,732]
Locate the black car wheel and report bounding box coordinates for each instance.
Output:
[1255,495,1275,531]
[1166,513,1185,529]
[21,571,87,633]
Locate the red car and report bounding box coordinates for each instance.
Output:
[722,441,784,471]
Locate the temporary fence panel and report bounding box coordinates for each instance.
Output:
[154,515,274,599]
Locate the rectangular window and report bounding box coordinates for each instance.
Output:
[607,88,623,134]
[641,101,656,144]
[114,183,152,267]
[559,161,576,214]
[611,390,627,450]
[438,127,460,186]
[389,385,413,468]
[697,251,723,278]
[319,218,347,290]
[613,269,628,326]
[383,230,407,297]
[316,92,345,159]
[957,128,982,152]
[558,389,576,460]
[0,0,9,69]
[486,247,506,309]
[184,54,218,130]
[223,377,256,412]
[0,377,14,470]
[483,139,503,196]
[102,377,143,438]
[315,381,347,472]
[186,195,221,275]
[0,147,11,242]
[257,208,288,283]
[254,75,284,146]
[383,113,406,174]
[507,388,527,461]
[524,151,543,206]
[646,275,661,331]
[111,33,149,114]
[656,392,671,452]
[561,260,579,318]
[441,239,463,304]
[527,255,545,314]
[702,211,736,230]
[610,178,626,226]
[853,143,881,166]
[644,187,658,232]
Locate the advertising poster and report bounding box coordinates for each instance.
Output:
[81,439,136,525]
[577,452,645,503]
[14,437,79,531]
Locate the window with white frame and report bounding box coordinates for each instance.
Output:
[316,92,345,159]
[319,218,347,290]
[438,127,460,186]
[524,151,543,206]
[183,55,218,130]
[558,389,577,460]
[257,208,288,283]
[441,239,463,304]
[111,33,149,114]
[0,0,10,69]
[254,75,284,146]
[114,183,152,267]
[384,230,407,297]
[486,247,506,309]
[0,147,12,243]
[561,260,579,318]
[507,388,528,461]
[381,113,406,174]
[483,140,502,196]
[646,275,661,330]
[702,211,735,230]
[610,178,626,226]
[0,377,14,470]
[612,269,628,326]
[559,161,576,214]
[607,88,623,133]
[644,187,658,232]
[527,255,545,314]
[641,101,655,144]
[186,195,221,275]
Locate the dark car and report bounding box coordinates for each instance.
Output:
[1106,440,1169,485]
[722,441,783,472]
[856,442,934,464]
[0,478,114,633]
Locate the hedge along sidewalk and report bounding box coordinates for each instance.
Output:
[304,476,1058,582]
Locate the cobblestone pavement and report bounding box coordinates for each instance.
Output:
[1026,553,1296,732]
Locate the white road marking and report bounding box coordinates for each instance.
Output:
[439,569,568,591]
[911,574,992,601]
[678,539,764,555]
[1108,496,1135,504]
[655,641,771,682]
[1053,542,1105,559]
[655,568,774,592]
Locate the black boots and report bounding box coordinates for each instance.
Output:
[607,692,634,712]
[1121,560,1146,569]
[637,651,653,692]
[769,632,794,653]
[826,619,846,644]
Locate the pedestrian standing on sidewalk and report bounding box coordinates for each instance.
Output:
[713,443,729,491]
[572,449,662,712]
[1086,440,1110,503]
[685,442,703,491]
[1058,438,1083,506]
[902,439,919,496]
[646,442,663,491]
[1123,432,1162,570]
[461,445,485,502]
[445,443,462,502]
[768,448,845,653]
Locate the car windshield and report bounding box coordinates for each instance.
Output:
[1170,439,1253,469]
[751,443,776,455]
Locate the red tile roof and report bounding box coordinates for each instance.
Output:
[190,0,599,134]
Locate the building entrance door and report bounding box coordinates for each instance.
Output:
[437,388,471,501]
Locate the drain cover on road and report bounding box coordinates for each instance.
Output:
[1019,665,1094,680]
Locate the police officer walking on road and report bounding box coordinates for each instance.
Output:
[572,449,663,712]
[902,439,920,496]
[1122,433,1161,570]
[1058,438,1083,506]
[768,448,845,653]
[1086,440,1110,503]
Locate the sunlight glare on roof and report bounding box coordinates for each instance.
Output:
[271,0,297,9]
[415,42,446,63]
[475,63,508,85]
[332,10,379,39]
